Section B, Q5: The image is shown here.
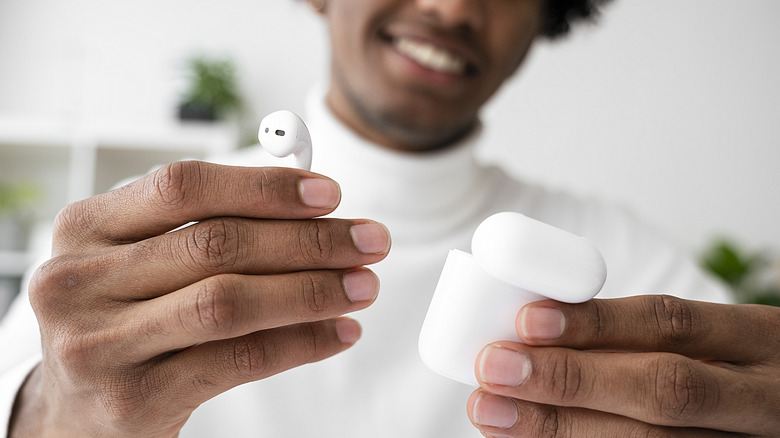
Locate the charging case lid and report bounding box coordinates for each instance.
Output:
[471,212,607,303]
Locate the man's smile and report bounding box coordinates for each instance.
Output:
[393,36,468,76]
[323,0,541,150]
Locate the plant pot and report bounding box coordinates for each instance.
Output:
[178,102,216,122]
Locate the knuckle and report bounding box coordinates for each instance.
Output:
[547,352,589,403]
[27,257,117,368]
[589,299,613,340]
[252,167,285,206]
[186,276,239,336]
[28,256,92,314]
[51,328,114,378]
[298,322,323,363]
[191,374,217,396]
[53,202,81,235]
[297,221,336,265]
[184,219,240,271]
[149,161,202,211]
[535,404,564,438]
[652,356,710,422]
[514,403,570,438]
[651,295,696,346]
[640,426,673,438]
[298,272,332,317]
[227,334,271,379]
[52,329,92,366]
[52,201,93,245]
[27,258,63,311]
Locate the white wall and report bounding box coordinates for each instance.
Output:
[1,0,778,252]
[0,0,327,129]
[482,0,780,253]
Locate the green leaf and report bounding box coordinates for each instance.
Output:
[701,240,754,288]
[753,293,780,307]
[180,56,243,119]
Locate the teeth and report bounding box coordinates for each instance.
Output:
[394,37,467,75]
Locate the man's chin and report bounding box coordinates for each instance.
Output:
[374,119,475,152]
[332,77,478,152]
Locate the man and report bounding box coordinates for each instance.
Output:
[3,0,780,436]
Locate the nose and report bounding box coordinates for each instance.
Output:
[415,0,484,31]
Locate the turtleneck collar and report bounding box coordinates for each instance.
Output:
[305,86,493,244]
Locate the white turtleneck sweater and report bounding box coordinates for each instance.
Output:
[0,90,730,437]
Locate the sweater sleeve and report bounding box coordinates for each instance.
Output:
[502,176,734,304]
[590,205,734,303]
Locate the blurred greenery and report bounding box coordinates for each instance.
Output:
[701,239,780,307]
[0,182,40,251]
[0,182,40,217]
[179,56,242,121]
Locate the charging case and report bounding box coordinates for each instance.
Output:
[418,212,607,386]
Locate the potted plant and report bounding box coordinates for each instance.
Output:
[701,239,780,307]
[178,56,243,121]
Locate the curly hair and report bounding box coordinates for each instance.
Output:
[295,0,612,39]
[542,0,613,38]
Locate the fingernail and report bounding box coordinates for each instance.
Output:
[479,346,531,387]
[521,307,566,340]
[299,178,340,208]
[335,319,361,344]
[350,223,391,254]
[473,393,518,429]
[343,270,379,302]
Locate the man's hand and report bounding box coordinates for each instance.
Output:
[9,161,390,437]
[467,295,780,437]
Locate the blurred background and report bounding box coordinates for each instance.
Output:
[1,0,779,313]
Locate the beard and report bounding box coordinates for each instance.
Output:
[333,67,478,152]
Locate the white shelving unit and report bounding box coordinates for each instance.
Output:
[0,116,239,280]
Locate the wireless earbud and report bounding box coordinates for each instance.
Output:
[419,212,607,386]
[258,110,313,171]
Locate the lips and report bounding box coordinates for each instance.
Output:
[379,20,481,81]
[393,37,468,75]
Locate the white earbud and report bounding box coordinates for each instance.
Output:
[419,212,607,386]
[258,110,313,171]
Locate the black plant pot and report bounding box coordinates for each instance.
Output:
[178,102,216,121]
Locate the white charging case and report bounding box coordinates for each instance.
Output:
[418,212,607,386]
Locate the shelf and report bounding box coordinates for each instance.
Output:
[0,115,239,220]
[0,117,74,148]
[0,116,237,154]
[1,116,240,277]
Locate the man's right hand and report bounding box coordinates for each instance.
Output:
[9,161,390,437]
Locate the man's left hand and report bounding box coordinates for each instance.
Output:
[467,295,780,437]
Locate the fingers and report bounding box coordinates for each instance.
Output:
[467,391,742,438]
[122,269,379,358]
[154,317,360,408]
[517,296,780,363]
[46,217,390,301]
[52,161,342,251]
[475,342,774,434]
